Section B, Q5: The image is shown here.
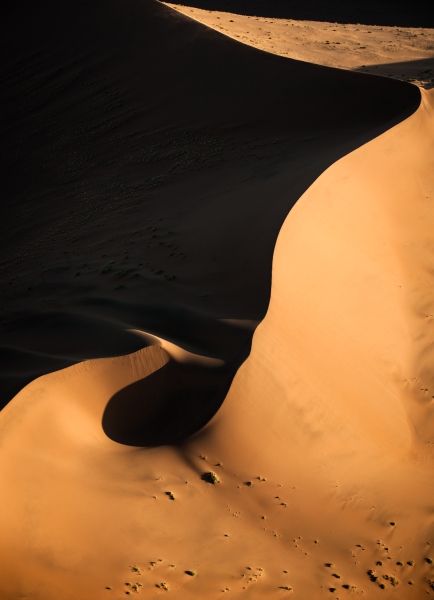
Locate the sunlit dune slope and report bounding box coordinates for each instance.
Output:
[166,3,434,89]
[1,89,433,599]
[197,87,434,597]
[1,0,432,599]
[0,0,419,407]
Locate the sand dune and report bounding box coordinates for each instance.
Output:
[166,4,434,88]
[0,0,419,408]
[162,0,432,28]
[1,0,433,598]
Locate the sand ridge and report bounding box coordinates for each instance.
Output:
[1,0,433,598]
[165,3,434,88]
[0,0,419,408]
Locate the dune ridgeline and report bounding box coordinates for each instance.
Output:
[0,0,433,598]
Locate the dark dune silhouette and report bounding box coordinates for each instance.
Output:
[103,357,233,446]
[1,1,433,598]
[0,0,420,409]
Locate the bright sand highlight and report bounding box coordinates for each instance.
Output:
[1,1,434,598]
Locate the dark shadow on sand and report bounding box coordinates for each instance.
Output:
[0,0,421,416]
[102,359,233,446]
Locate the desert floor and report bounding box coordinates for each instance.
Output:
[1,1,434,599]
[165,3,434,88]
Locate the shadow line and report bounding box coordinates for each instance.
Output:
[102,359,233,446]
[0,0,422,416]
[354,57,434,89]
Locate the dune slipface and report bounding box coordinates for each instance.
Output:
[0,0,418,407]
[0,0,432,598]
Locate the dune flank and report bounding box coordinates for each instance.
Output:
[0,0,419,407]
[165,3,434,88]
[1,0,433,599]
[2,90,433,597]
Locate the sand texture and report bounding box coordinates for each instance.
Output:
[1,0,434,598]
[166,3,434,88]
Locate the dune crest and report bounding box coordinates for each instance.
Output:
[1,0,433,598]
[188,88,434,593]
[166,3,434,89]
[128,329,225,367]
[1,91,433,598]
[0,0,419,408]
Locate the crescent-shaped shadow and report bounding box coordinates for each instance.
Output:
[102,358,233,446]
[0,0,421,418]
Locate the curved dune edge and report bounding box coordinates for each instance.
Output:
[165,3,434,89]
[194,88,434,590]
[0,0,431,597]
[1,91,433,598]
[127,329,225,367]
[0,0,421,409]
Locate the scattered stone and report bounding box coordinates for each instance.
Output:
[201,472,220,484]
[156,582,170,591]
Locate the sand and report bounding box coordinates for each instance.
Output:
[1,0,434,598]
[165,3,434,88]
[0,0,418,408]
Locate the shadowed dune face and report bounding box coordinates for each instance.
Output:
[1,91,433,598]
[1,1,434,597]
[103,345,233,446]
[0,0,420,408]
